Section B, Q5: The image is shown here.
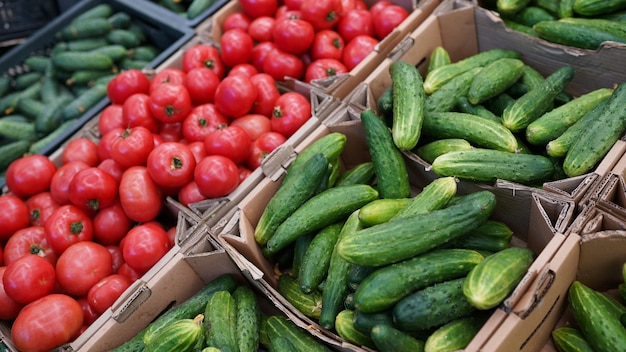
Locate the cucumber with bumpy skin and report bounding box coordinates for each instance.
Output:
[298,222,344,293]
[371,324,425,352]
[415,138,473,164]
[427,46,451,74]
[424,313,490,352]
[551,327,595,352]
[425,67,482,113]
[265,316,331,352]
[278,274,323,319]
[334,310,376,349]
[533,20,626,49]
[467,58,525,105]
[204,291,238,351]
[390,176,457,221]
[358,198,411,227]
[233,285,261,352]
[390,60,425,151]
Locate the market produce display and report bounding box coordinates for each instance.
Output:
[149,0,225,19]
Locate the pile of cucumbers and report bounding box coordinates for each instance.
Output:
[149,0,222,20]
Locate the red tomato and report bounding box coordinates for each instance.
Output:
[271,92,312,137]
[187,141,207,163]
[3,226,58,267]
[87,274,131,314]
[3,254,56,304]
[77,296,100,326]
[97,127,124,161]
[274,6,301,21]
[177,181,207,206]
[182,44,225,78]
[148,67,186,93]
[56,241,112,297]
[49,161,91,205]
[369,0,393,18]
[11,294,83,352]
[300,0,342,30]
[106,69,150,105]
[228,63,259,78]
[310,29,345,61]
[239,0,278,18]
[97,158,124,186]
[166,226,176,248]
[283,0,302,10]
[98,104,124,136]
[0,195,31,240]
[110,126,155,169]
[62,137,99,167]
[182,104,229,142]
[159,122,184,143]
[250,73,281,117]
[204,125,252,164]
[272,18,315,54]
[122,224,170,274]
[44,204,93,255]
[0,266,24,320]
[373,5,409,40]
[223,11,252,31]
[106,245,124,274]
[305,58,348,83]
[119,166,163,223]
[338,9,374,43]
[93,201,132,246]
[238,165,253,183]
[148,83,192,124]
[214,75,258,118]
[248,16,275,42]
[342,34,378,71]
[230,114,272,140]
[194,155,240,198]
[262,48,305,81]
[26,192,60,227]
[6,154,57,199]
[220,28,255,68]
[251,41,277,72]
[147,142,197,188]
[122,93,159,133]
[117,263,142,283]
[184,67,220,105]
[246,131,287,169]
[68,167,118,213]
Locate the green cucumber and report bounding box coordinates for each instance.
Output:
[278,274,323,319]
[298,222,344,293]
[35,96,72,136]
[0,119,37,142]
[558,0,576,17]
[560,17,626,40]
[14,72,42,90]
[484,92,516,116]
[188,0,215,19]
[512,6,557,27]
[57,17,112,40]
[573,0,626,16]
[467,58,525,105]
[65,38,110,52]
[344,292,356,310]
[357,198,411,227]
[335,161,375,186]
[292,232,315,277]
[347,265,377,291]
[107,29,143,48]
[425,67,482,113]
[28,119,76,154]
[24,56,52,73]
[551,327,595,352]
[0,140,30,170]
[447,220,514,252]
[108,12,131,29]
[269,336,298,352]
[0,82,42,115]
[424,313,490,352]
[455,97,501,123]
[16,98,45,120]
[143,314,204,352]
[131,45,160,62]
[427,46,451,74]
[284,132,347,184]
[390,60,425,151]
[334,310,376,349]
[233,285,261,352]
[371,324,425,352]
[265,316,331,352]
[390,176,457,221]
[62,83,108,121]
[415,138,473,164]
[377,85,394,115]
[533,20,626,49]
[71,4,114,24]
[91,44,131,62]
[53,51,114,72]
[497,0,533,15]
[352,309,394,335]
[204,290,238,351]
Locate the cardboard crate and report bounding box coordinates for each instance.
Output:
[194,0,442,100]
[214,102,577,351]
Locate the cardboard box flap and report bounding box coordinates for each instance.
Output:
[543,173,599,203]
[527,193,574,252]
[578,230,626,291]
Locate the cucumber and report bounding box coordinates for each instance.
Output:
[292,232,315,277]
[53,51,114,72]
[551,327,595,352]
[255,153,329,245]
[57,17,112,40]
[14,72,42,90]
[62,83,108,121]
[424,313,490,352]
[361,109,411,199]
[0,82,42,115]
[560,17,626,39]
[352,309,394,335]
[533,20,626,49]
[390,176,457,221]
[344,292,356,310]
[65,38,110,52]
[535,0,560,14]
[393,277,476,331]
[358,198,411,227]
[298,222,343,293]
[512,6,557,27]
[390,60,425,151]
[71,4,114,24]
[35,95,72,136]
[422,112,519,153]
[16,98,45,120]
[484,92,516,116]
[334,310,376,349]
[573,0,626,16]
[265,315,331,352]
[371,324,425,352]
[131,45,160,61]
[558,0,576,18]
[337,190,496,267]
[107,29,142,48]
[425,67,482,113]
[91,44,131,62]
[233,285,261,352]
[108,12,132,29]
[278,274,323,319]
[28,119,76,154]
[455,97,501,123]
[497,0,533,15]
[467,58,525,105]
[24,56,52,73]
[66,69,116,87]
[284,132,347,184]
[269,336,298,352]
[354,249,484,313]
[0,140,30,170]
[447,220,514,252]
[335,161,375,186]
[377,85,394,115]
[204,290,238,351]
[0,119,37,142]
[427,46,451,74]
[347,265,377,291]
[188,0,215,19]
[143,314,204,352]
[415,138,473,164]
[463,247,534,310]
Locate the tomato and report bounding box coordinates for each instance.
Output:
[77,296,100,326]
[122,224,170,274]
[238,165,253,183]
[122,93,159,133]
[182,104,229,142]
[0,195,31,240]
[283,0,302,10]
[182,44,225,79]
[239,0,278,18]
[369,0,393,19]
[177,180,207,206]
[147,142,197,188]
[119,166,163,223]
[166,226,176,248]
[93,201,131,246]
[262,48,305,81]
[0,266,24,320]
[305,58,348,83]
[214,74,258,118]
[44,204,93,255]
[184,67,220,105]
[61,137,99,167]
[230,113,272,140]
[194,155,240,198]
[56,241,112,297]
[110,126,155,169]
[271,92,311,137]
[68,167,118,213]
[97,127,124,161]
[373,4,409,40]
[3,226,57,267]
[117,263,142,283]
[228,63,259,78]
[223,11,252,31]
[106,245,124,274]
[310,29,344,61]
[204,125,252,164]
[106,69,150,105]
[251,41,277,72]
[353,0,367,10]
[3,254,56,304]
[337,9,374,43]
[187,141,207,163]
[148,67,186,93]
[87,274,131,314]
[50,161,91,205]
[248,16,275,42]
[26,192,60,227]
[275,6,302,21]
[98,104,124,136]
[300,0,342,30]
[97,158,124,187]
[159,122,184,143]
[149,83,192,124]
[246,131,287,169]
[11,294,83,351]
[272,17,315,54]
[342,34,378,71]
[249,73,281,117]
[6,154,57,199]
[220,28,255,68]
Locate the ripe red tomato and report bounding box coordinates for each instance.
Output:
[239,0,278,18]
[50,161,91,205]
[305,58,349,83]
[97,158,125,187]
[87,274,131,314]
[238,165,253,183]
[194,155,240,198]
[122,224,171,274]
[97,127,124,161]
[106,245,124,274]
[149,83,192,124]
[3,254,56,304]
[223,11,252,31]
[11,294,83,351]
[149,67,186,93]
[248,16,275,42]
[62,137,99,167]
[110,126,155,169]
[119,166,163,223]
[373,5,409,40]
[166,226,176,248]
[283,0,302,10]
[158,122,184,143]
[184,67,220,105]
[369,0,393,18]
[56,241,113,297]
[93,201,132,246]
[177,181,207,206]
[6,154,57,199]
[274,6,302,21]
[273,18,315,54]
[77,296,100,326]
[0,195,31,240]
[342,34,379,71]
[106,69,150,105]
[204,125,252,164]
[221,28,255,68]
[230,114,272,140]
[68,167,118,213]
[300,0,342,30]
[122,93,159,133]
[338,9,374,43]
[310,29,345,61]
[182,104,229,142]
[250,73,281,117]
[263,48,305,81]
[26,192,60,227]
[0,266,24,320]
[147,142,197,188]
[214,74,258,118]
[117,263,142,283]
[271,92,312,137]
[182,44,225,78]
[187,141,207,163]
[3,226,58,266]
[251,41,278,72]
[228,63,259,78]
[98,104,124,136]
[44,204,93,255]
[246,131,287,169]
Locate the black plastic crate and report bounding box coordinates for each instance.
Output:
[0,0,60,42]
[134,0,230,28]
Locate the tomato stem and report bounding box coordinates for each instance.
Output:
[70,221,84,234]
